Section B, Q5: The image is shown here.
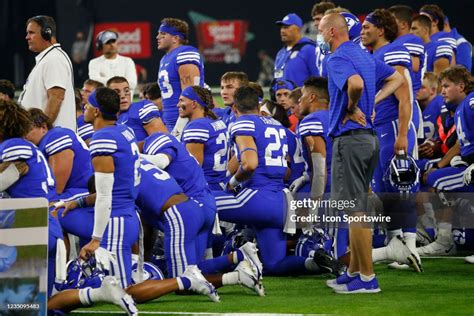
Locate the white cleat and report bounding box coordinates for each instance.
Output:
[100,276,138,316]
[465,255,474,264]
[417,240,456,257]
[387,262,411,270]
[182,265,220,302]
[239,242,263,281]
[385,236,422,272]
[235,259,265,296]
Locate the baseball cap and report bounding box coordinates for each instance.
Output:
[276,13,303,28]
[100,31,118,44]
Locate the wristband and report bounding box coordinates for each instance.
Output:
[76,196,87,208]
[229,175,241,187]
[240,148,257,155]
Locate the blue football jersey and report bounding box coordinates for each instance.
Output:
[373,42,412,126]
[296,110,332,192]
[158,45,205,129]
[285,128,306,185]
[89,124,140,216]
[455,92,474,157]
[451,28,472,71]
[0,138,56,200]
[424,41,453,72]
[77,114,94,142]
[38,127,92,191]
[274,37,318,86]
[117,100,162,142]
[181,117,229,187]
[135,160,183,223]
[422,95,444,140]
[230,115,287,190]
[393,34,425,95]
[143,132,209,198]
[431,31,457,54]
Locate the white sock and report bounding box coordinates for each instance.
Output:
[347,270,359,277]
[78,287,104,306]
[372,246,388,262]
[360,273,375,282]
[222,271,239,285]
[204,248,213,260]
[437,222,452,242]
[404,232,417,250]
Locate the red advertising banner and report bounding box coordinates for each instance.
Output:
[195,20,248,64]
[93,22,151,59]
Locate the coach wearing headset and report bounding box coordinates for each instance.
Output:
[19,15,76,131]
[88,30,137,93]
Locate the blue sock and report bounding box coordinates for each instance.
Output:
[198,255,233,274]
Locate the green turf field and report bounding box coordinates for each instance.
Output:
[75,258,473,315]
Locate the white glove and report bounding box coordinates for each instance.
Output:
[463,164,474,185]
[289,173,310,194]
[94,247,117,273]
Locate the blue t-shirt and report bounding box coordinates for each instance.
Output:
[326,41,393,137]
[455,92,474,157]
[143,132,209,198]
[158,45,205,129]
[89,124,140,216]
[274,37,318,86]
[230,114,287,190]
[77,114,94,142]
[135,160,183,224]
[182,117,229,186]
[285,128,306,185]
[424,40,453,72]
[0,138,56,200]
[373,42,412,126]
[393,34,425,95]
[421,95,444,140]
[117,99,161,142]
[38,127,92,192]
[296,110,332,192]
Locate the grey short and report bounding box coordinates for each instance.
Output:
[330,133,379,213]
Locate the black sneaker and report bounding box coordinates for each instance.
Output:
[313,249,345,277]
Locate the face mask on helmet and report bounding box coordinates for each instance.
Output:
[58,256,106,291]
[384,154,420,196]
[295,227,333,258]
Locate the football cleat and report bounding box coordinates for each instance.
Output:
[383,236,421,271]
[313,249,345,277]
[334,275,381,294]
[465,255,474,264]
[235,259,265,296]
[417,240,456,256]
[239,242,263,281]
[416,226,434,247]
[100,276,138,316]
[182,265,220,302]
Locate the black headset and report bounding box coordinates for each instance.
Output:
[96,30,119,51]
[31,15,55,42]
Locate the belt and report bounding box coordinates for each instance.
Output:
[339,129,375,137]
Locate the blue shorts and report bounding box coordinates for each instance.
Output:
[372,119,416,192]
[58,208,139,288]
[427,166,474,192]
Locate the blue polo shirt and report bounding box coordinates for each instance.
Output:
[326,41,394,137]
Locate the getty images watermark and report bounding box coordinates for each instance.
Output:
[289,198,392,225]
